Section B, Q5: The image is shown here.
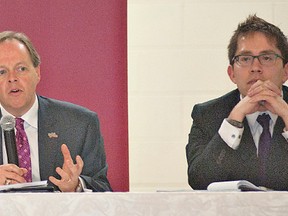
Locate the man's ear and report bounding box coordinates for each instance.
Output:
[36,66,41,83]
[227,65,237,84]
[282,63,288,84]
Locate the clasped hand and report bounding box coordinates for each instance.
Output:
[0,164,27,185]
[230,80,288,123]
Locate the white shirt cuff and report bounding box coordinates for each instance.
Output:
[218,119,244,150]
[79,177,92,192]
[282,129,288,142]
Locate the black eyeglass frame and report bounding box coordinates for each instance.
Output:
[232,53,285,66]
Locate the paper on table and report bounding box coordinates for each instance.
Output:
[0,180,47,191]
[207,180,266,192]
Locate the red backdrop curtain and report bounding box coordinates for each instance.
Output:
[0,0,128,191]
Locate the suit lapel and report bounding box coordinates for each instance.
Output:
[272,117,288,149]
[38,96,60,180]
[238,118,258,161]
[0,112,3,164]
[272,86,288,152]
[271,86,288,153]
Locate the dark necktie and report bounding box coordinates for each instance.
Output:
[257,113,271,183]
[15,118,32,182]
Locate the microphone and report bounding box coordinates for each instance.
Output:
[0,115,19,165]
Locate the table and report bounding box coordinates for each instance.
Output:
[1,191,288,215]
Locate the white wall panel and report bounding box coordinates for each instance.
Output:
[128,0,288,192]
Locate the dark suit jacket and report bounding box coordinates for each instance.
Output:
[186,85,288,190]
[0,95,112,192]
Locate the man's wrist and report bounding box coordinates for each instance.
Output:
[75,179,84,192]
[75,177,85,192]
[226,118,244,128]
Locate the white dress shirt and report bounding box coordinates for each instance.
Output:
[219,111,288,154]
[1,94,41,181]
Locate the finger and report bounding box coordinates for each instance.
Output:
[249,87,279,99]
[62,156,76,176]
[49,170,78,192]
[263,81,281,95]
[49,176,61,185]
[250,95,280,113]
[0,165,28,183]
[250,92,280,104]
[248,84,264,97]
[49,175,78,192]
[55,167,71,182]
[76,155,84,169]
[61,144,73,163]
[21,168,28,174]
[9,179,20,185]
[64,159,82,180]
[0,177,5,185]
[4,172,27,183]
[249,80,264,90]
[249,80,281,97]
[0,164,26,176]
[249,81,272,96]
[75,155,84,175]
[49,174,71,186]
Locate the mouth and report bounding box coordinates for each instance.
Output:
[247,79,259,85]
[9,88,22,94]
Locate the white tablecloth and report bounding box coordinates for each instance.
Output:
[1,191,288,215]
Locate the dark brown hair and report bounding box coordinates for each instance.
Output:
[228,14,288,65]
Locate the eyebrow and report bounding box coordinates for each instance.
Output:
[236,49,279,56]
[15,62,29,67]
[0,61,29,69]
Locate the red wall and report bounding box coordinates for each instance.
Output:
[0,0,128,191]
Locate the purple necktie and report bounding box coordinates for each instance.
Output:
[257,113,271,183]
[15,118,32,182]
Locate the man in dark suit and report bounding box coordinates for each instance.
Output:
[186,15,288,190]
[0,31,111,192]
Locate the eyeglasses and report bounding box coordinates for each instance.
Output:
[232,53,284,67]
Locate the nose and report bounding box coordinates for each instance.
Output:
[250,57,262,73]
[7,71,18,83]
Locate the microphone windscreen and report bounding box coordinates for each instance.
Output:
[0,115,15,131]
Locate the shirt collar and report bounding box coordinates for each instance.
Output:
[0,94,38,129]
[246,111,277,127]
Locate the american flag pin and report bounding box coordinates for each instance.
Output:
[48,132,58,138]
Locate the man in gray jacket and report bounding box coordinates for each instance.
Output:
[0,31,111,192]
